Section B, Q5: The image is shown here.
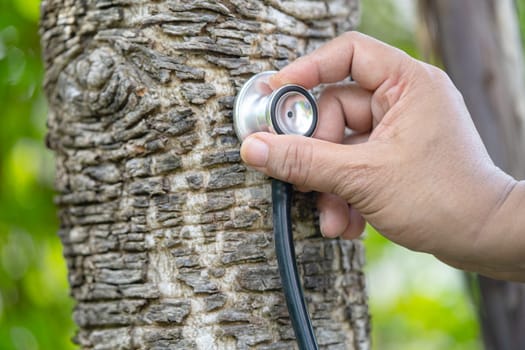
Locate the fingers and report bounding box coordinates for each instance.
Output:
[317,193,350,238]
[270,31,413,91]
[315,83,373,143]
[341,207,366,240]
[343,132,370,145]
[240,132,373,198]
[317,193,366,239]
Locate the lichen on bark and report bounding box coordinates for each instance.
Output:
[40,0,368,348]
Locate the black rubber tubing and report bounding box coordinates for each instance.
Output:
[272,179,319,350]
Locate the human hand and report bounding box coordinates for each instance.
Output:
[240,32,522,280]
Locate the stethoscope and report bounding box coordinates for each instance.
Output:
[233,71,319,350]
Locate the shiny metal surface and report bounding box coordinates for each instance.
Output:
[273,91,315,136]
[233,71,318,141]
[233,71,275,141]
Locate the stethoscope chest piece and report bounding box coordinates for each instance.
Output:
[233,71,318,141]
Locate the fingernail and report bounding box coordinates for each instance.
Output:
[241,136,269,167]
[319,211,327,237]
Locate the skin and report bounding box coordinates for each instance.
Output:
[240,32,525,281]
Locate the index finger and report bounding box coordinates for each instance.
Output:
[270,31,413,91]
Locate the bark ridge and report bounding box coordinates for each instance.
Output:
[40,0,368,348]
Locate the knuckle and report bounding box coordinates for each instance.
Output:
[420,62,452,86]
[427,64,448,79]
[332,151,381,208]
[321,85,342,100]
[331,163,366,200]
[416,63,463,99]
[342,30,359,41]
[319,86,343,111]
[276,141,314,187]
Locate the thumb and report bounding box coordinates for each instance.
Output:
[240,132,372,198]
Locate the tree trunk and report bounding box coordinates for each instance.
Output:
[419,1,525,349]
[40,1,369,349]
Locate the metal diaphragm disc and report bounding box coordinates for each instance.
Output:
[233,71,318,141]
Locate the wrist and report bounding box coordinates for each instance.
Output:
[433,166,525,280]
[470,170,525,280]
[486,176,524,255]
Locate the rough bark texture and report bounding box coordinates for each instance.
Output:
[40,1,368,349]
[420,1,525,349]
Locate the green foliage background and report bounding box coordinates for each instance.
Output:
[0,0,523,349]
[0,0,75,349]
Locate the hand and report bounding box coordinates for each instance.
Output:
[240,32,523,280]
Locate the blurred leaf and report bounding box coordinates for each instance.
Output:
[11,327,38,350]
[12,0,40,23]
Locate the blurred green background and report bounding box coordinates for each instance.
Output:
[1,0,523,349]
[0,0,76,349]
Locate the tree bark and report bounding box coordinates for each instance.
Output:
[419,1,525,349]
[40,1,369,349]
